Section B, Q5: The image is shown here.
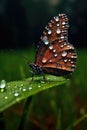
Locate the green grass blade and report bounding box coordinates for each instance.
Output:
[0,75,67,112]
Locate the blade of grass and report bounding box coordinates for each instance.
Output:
[66,114,87,130]
[0,75,67,112]
[18,96,32,130]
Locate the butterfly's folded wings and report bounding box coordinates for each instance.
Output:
[35,14,77,76]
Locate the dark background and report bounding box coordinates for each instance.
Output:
[0,0,87,49]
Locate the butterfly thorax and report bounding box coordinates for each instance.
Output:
[30,63,42,74]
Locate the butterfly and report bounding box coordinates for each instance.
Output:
[29,14,77,77]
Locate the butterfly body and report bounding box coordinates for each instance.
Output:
[30,14,77,76]
[30,63,42,75]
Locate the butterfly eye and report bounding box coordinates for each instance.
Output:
[31,14,77,76]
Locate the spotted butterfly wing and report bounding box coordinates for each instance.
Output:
[30,14,77,76]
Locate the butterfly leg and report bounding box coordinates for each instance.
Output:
[29,70,35,84]
[41,72,47,82]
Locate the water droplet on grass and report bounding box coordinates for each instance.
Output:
[22,87,26,92]
[20,84,26,92]
[0,80,6,92]
[29,86,32,90]
[14,92,19,97]
[38,85,41,88]
[5,96,8,99]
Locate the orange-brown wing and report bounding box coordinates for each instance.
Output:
[41,40,77,75]
[35,14,77,75]
[35,14,69,64]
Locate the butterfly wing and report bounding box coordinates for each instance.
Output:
[35,14,77,76]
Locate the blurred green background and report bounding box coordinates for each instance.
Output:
[0,0,87,130]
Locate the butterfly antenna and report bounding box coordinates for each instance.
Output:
[22,55,31,63]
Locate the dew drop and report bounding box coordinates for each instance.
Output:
[38,85,41,88]
[62,51,67,57]
[54,53,58,57]
[20,84,23,89]
[62,26,65,28]
[29,86,32,90]
[71,55,77,58]
[42,36,49,45]
[49,59,52,62]
[20,84,26,91]
[60,44,64,48]
[68,59,71,62]
[75,55,77,58]
[62,21,66,25]
[21,83,24,86]
[49,45,53,50]
[14,92,19,97]
[67,45,74,49]
[5,96,8,99]
[22,87,26,92]
[53,49,56,53]
[60,35,64,39]
[72,64,75,67]
[54,16,59,22]
[71,61,73,64]
[64,59,67,62]
[48,29,52,35]
[0,80,6,92]
[42,58,47,63]
[45,26,48,30]
[50,20,54,24]
[57,23,59,27]
[56,28,61,34]
[62,30,66,33]
[71,55,74,58]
